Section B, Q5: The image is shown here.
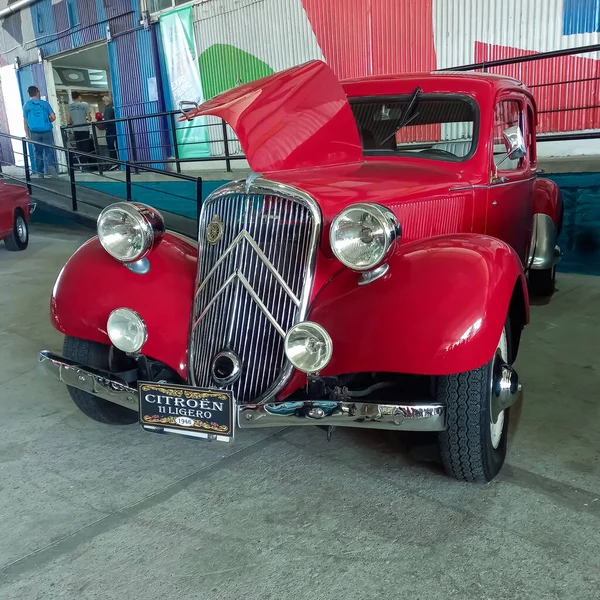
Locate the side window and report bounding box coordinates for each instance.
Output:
[493,100,523,171]
[527,105,536,167]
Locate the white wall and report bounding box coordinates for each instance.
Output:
[0,64,25,167]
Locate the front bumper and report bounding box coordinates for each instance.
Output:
[38,351,446,432]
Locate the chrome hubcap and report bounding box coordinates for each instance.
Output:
[16,217,27,243]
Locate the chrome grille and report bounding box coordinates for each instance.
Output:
[189,180,320,403]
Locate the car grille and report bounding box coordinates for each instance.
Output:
[189,181,320,403]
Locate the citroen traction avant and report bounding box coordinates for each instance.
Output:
[39,61,562,482]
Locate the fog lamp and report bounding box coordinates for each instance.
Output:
[107,308,147,353]
[284,322,333,374]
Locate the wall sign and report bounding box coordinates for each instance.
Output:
[160,6,209,158]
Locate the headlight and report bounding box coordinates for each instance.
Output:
[330,203,400,270]
[284,322,333,374]
[97,202,164,263]
[107,308,147,353]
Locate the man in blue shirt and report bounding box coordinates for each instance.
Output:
[23,85,58,177]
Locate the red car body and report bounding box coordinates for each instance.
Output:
[42,61,562,481]
[51,62,560,381]
[0,180,33,250]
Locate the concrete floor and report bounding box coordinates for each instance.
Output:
[1,225,600,599]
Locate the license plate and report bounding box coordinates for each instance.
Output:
[138,382,234,442]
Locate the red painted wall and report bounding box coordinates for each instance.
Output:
[476,42,600,134]
[302,0,437,80]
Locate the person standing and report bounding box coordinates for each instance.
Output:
[102,94,119,167]
[67,91,92,163]
[22,85,58,177]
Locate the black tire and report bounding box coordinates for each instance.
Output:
[62,336,137,425]
[437,324,510,482]
[528,266,555,297]
[4,211,29,251]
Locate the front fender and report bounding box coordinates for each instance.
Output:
[51,233,197,378]
[307,234,529,378]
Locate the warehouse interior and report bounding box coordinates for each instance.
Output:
[0,1,600,599]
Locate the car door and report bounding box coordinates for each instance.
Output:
[485,96,534,262]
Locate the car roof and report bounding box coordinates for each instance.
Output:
[341,71,528,98]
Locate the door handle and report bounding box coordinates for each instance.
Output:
[492,200,498,206]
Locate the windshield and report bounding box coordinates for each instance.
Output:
[349,94,477,162]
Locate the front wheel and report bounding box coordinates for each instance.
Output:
[62,336,137,425]
[4,211,29,251]
[437,325,510,482]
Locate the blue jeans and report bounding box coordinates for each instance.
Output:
[30,130,57,174]
[106,133,118,160]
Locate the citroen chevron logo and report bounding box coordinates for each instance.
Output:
[196,230,300,305]
[194,269,286,337]
[193,230,301,337]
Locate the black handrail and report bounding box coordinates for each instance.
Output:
[60,113,238,173]
[441,42,600,72]
[0,131,203,219]
[439,42,600,142]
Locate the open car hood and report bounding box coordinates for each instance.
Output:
[182,61,363,173]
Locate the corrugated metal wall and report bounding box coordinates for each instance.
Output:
[192,0,323,156]
[0,73,14,165]
[188,0,600,136]
[31,0,60,56]
[3,0,600,147]
[432,0,600,134]
[302,0,437,78]
[433,0,600,69]
[192,0,323,95]
[0,7,38,67]
[17,61,47,101]
[26,0,134,58]
[108,22,169,165]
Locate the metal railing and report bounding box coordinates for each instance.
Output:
[0,131,204,226]
[443,43,600,142]
[60,111,245,175]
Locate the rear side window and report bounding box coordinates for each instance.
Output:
[493,100,524,171]
[349,94,477,162]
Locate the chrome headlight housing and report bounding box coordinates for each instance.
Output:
[284,322,333,374]
[107,308,147,353]
[97,202,164,263]
[329,203,400,270]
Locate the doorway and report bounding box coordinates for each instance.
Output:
[48,43,112,162]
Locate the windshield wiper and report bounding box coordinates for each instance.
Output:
[380,86,421,145]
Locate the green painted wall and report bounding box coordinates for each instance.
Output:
[198,44,274,99]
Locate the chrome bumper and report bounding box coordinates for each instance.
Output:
[238,402,445,431]
[38,351,446,432]
[38,351,138,411]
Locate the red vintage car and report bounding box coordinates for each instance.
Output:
[39,61,562,482]
[0,179,34,251]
